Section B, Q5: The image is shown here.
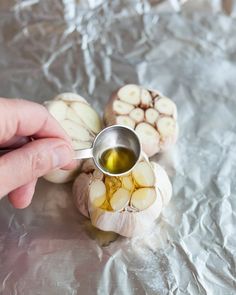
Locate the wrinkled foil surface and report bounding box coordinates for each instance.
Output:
[0,0,236,294]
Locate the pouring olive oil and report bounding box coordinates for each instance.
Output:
[99,146,137,174]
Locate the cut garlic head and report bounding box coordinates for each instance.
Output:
[104,84,178,157]
[43,92,102,183]
[73,157,172,237]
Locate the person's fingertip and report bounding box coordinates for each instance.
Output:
[52,144,74,169]
[8,180,37,209]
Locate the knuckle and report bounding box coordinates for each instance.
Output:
[30,151,51,179]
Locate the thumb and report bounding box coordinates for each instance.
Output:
[0,138,74,198]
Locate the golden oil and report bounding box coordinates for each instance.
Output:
[99,146,136,174]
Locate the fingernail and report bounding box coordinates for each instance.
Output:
[52,145,73,168]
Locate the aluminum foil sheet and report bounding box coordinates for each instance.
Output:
[0,0,236,294]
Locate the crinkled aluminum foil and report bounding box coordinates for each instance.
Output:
[0,0,236,294]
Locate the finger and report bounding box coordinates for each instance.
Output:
[8,179,37,209]
[0,138,74,198]
[0,136,30,148]
[0,98,71,144]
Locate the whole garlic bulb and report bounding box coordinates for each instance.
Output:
[73,156,172,237]
[43,93,102,183]
[104,84,178,157]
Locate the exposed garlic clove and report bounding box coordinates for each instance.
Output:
[113,100,134,115]
[156,117,176,138]
[45,100,68,121]
[132,161,155,187]
[140,88,152,108]
[110,188,131,211]
[66,107,85,126]
[154,97,176,117]
[61,119,92,142]
[131,188,156,210]
[121,175,135,191]
[89,180,107,207]
[105,176,122,199]
[145,108,159,125]
[116,115,135,129]
[135,122,160,157]
[71,102,101,134]
[117,84,141,105]
[129,108,144,123]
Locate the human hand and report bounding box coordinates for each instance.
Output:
[0,98,75,208]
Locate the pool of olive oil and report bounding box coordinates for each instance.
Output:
[99,146,136,174]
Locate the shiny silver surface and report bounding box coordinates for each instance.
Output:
[0,0,236,294]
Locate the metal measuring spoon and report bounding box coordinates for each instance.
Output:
[75,125,141,177]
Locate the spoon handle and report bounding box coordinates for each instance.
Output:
[74,148,93,160]
[0,147,94,160]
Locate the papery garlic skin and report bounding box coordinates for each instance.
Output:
[43,92,102,183]
[104,85,178,157]
[73,157,172,237]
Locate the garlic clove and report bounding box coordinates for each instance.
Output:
[135,122,160,157]
[116,115,135,129]
[140,88,152,108]
[110,188,131,211]
[66,107,86,126]
[156,117,176,138]
[145,108,159,125]
[154,97,176,116]
[89,180,107,207]
[131,188,156,210]
[121,174,135,191]
[113,100,134,115]
[129,108,144,123]
[132,161,155,187]
[71,102,101,134]
[117,84,141,105]
[61,119,92,142]
[45,100,68,121]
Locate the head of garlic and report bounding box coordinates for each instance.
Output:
[73,156,172,237]
[104,84,178,157]
[43,92,102,184]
